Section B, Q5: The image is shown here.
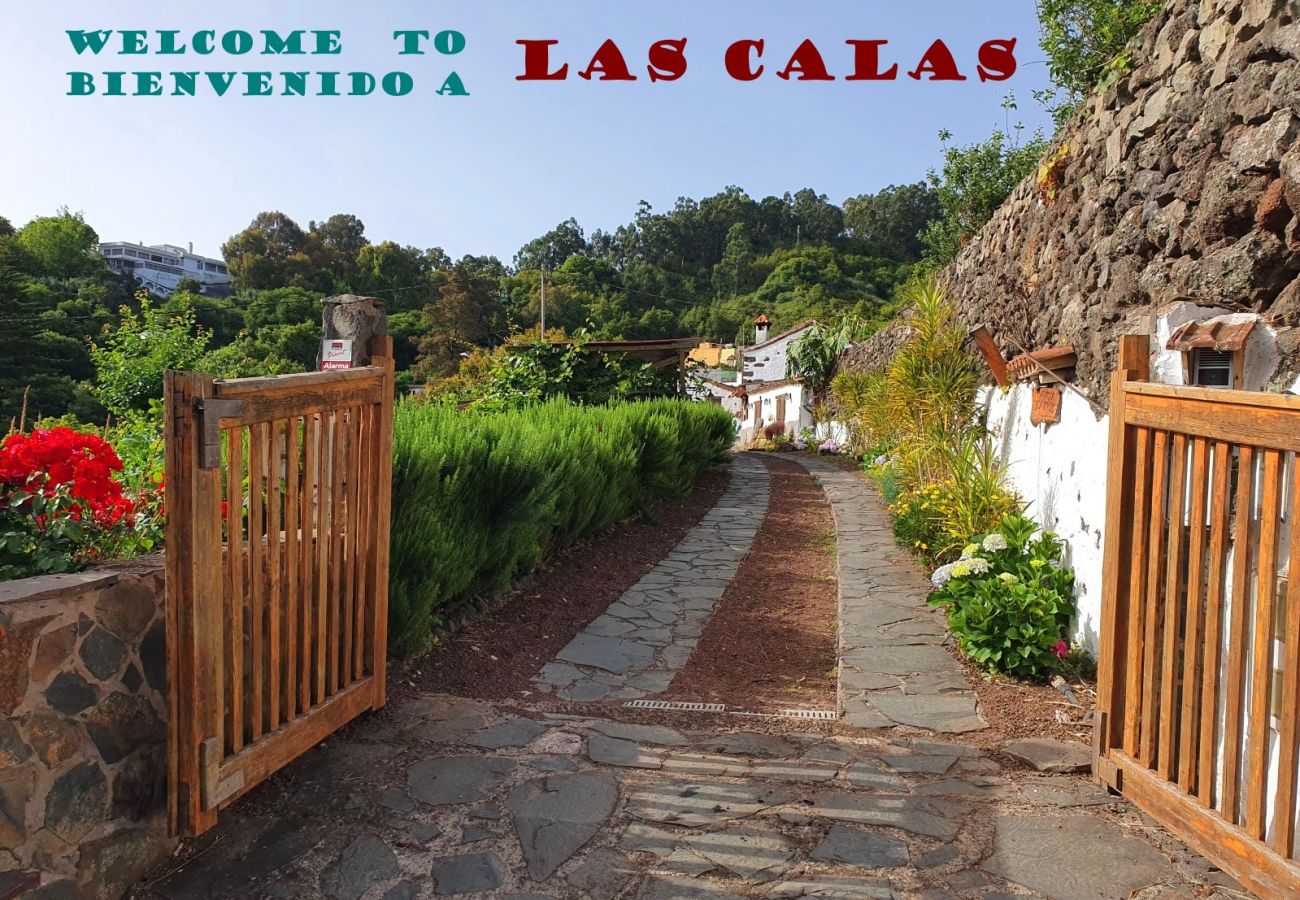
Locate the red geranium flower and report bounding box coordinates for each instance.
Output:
[0,427,136,528]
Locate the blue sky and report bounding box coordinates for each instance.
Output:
[0,1,1054,263]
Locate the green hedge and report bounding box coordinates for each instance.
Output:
[388,398,736,657]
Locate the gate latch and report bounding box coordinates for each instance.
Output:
[193,398,245,469]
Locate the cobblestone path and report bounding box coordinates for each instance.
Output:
[791,460,985,734]
[531,455,769,703]
[134,456,1240,900]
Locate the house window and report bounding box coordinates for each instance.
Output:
[1191,348,1233,388]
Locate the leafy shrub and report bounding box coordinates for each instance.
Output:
[388,398,733,657]
[0,426,149,579]
[928,513,1076,679]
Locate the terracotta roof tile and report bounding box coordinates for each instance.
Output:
[1165,318,1256,352]
[1007,345,1077,380]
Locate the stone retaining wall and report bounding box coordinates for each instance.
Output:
[843,0,1300,399]
[0,556,174,900]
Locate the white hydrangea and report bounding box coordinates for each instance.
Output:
[981,532,1009,552]
[931,562,957,587]
[964,556,991,575]
[961,543,981,559]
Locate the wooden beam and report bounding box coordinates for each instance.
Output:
[969,325,1009,388]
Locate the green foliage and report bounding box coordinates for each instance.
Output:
[13,209,103,278]
[842,183,940,260]
[90,293,211,415]
[785,316,867,395]
[920,103,1049,269]
[928,513,1077,680]
[475,334,674,410]
[387,398,734,656]
[1037,0,1164,126]
[0,487,91,580]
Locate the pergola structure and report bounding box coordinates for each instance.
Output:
[508,337,702,396]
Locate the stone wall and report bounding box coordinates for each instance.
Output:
[0,557,174,899]
[844,0,1300,399]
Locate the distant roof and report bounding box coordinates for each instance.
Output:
[1166,316,1257,352]
[755,314,771,325]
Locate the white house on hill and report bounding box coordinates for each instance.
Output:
[694,314,816,445]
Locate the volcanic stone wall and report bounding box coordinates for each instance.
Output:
[845,0,1300,399]
[0,558,174,899]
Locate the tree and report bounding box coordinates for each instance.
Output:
[308,213,368,282]
[0,216,13,238]
[920,112,1048,269]
[843,184,941,261]
[788,189,844,244]
[354,241,437,311]
[1037,0,1164,126]
[221,211,310,290]
[712,223,756,298]
[90,294,211,415]
[513,218,589,272]
[14,209,103,278]
[413,264,504,380]
[242,286,322,331]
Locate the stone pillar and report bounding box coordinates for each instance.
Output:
[319,295,388,369]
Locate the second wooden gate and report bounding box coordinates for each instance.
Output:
[1097,335,1300,897]
[163,337,394,836]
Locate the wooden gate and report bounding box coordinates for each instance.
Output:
[163,337,394,836]
[1097,335,1300,897]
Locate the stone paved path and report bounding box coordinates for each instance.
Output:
[134,456,1240,900]
[141,695,1239,899]
[791,460,985,735]
[531,455,769,703]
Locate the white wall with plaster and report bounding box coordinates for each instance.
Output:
[981,384,1111,652]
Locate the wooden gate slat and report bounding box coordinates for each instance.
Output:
[348,405,369,681]
[284,420,300,722]
[1222,445,1257,823]
[1198,440,1233,807]
[1246,449,1283,839]
[1158,432,1188,780]
[1271,456,1300,857]
[1123,426,1154,756]
[1179,436,1210,792]
[314,412,329,706]
[1141,430,1170,767]
[247,421,267,743]
[299,415,316,712]
[225,428,245,754]
[328,409,346,696]
[267,420,284,733]
[342,408,359,684]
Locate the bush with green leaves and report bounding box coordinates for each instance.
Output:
[388,397,734,657]
[927,512,1076,680]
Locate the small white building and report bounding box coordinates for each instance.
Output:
[99,241,232,297]
[692,315,817,445]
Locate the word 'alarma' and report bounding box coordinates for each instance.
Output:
[64,29,469,97]
[516,37,1018,82]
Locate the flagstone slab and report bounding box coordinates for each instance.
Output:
[791,459,986,735]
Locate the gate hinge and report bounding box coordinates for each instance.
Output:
[192,398,244,469]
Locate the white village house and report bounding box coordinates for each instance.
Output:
[694,315,817,445]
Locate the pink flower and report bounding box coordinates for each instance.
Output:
[1053,639,1069,659]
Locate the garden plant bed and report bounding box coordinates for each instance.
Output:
[387,467,730,706]
[949,646,1098,748]
[666,454,838,711]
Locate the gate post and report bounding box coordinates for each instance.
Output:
[164,370,224,836]
[1095,334,1150,790]
[368,335,394,710]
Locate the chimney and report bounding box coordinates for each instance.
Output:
[754,314,771,345]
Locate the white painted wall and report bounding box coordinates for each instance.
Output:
[981,383,1111,652]
[738,383,812,444]
[741,326,810,383]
